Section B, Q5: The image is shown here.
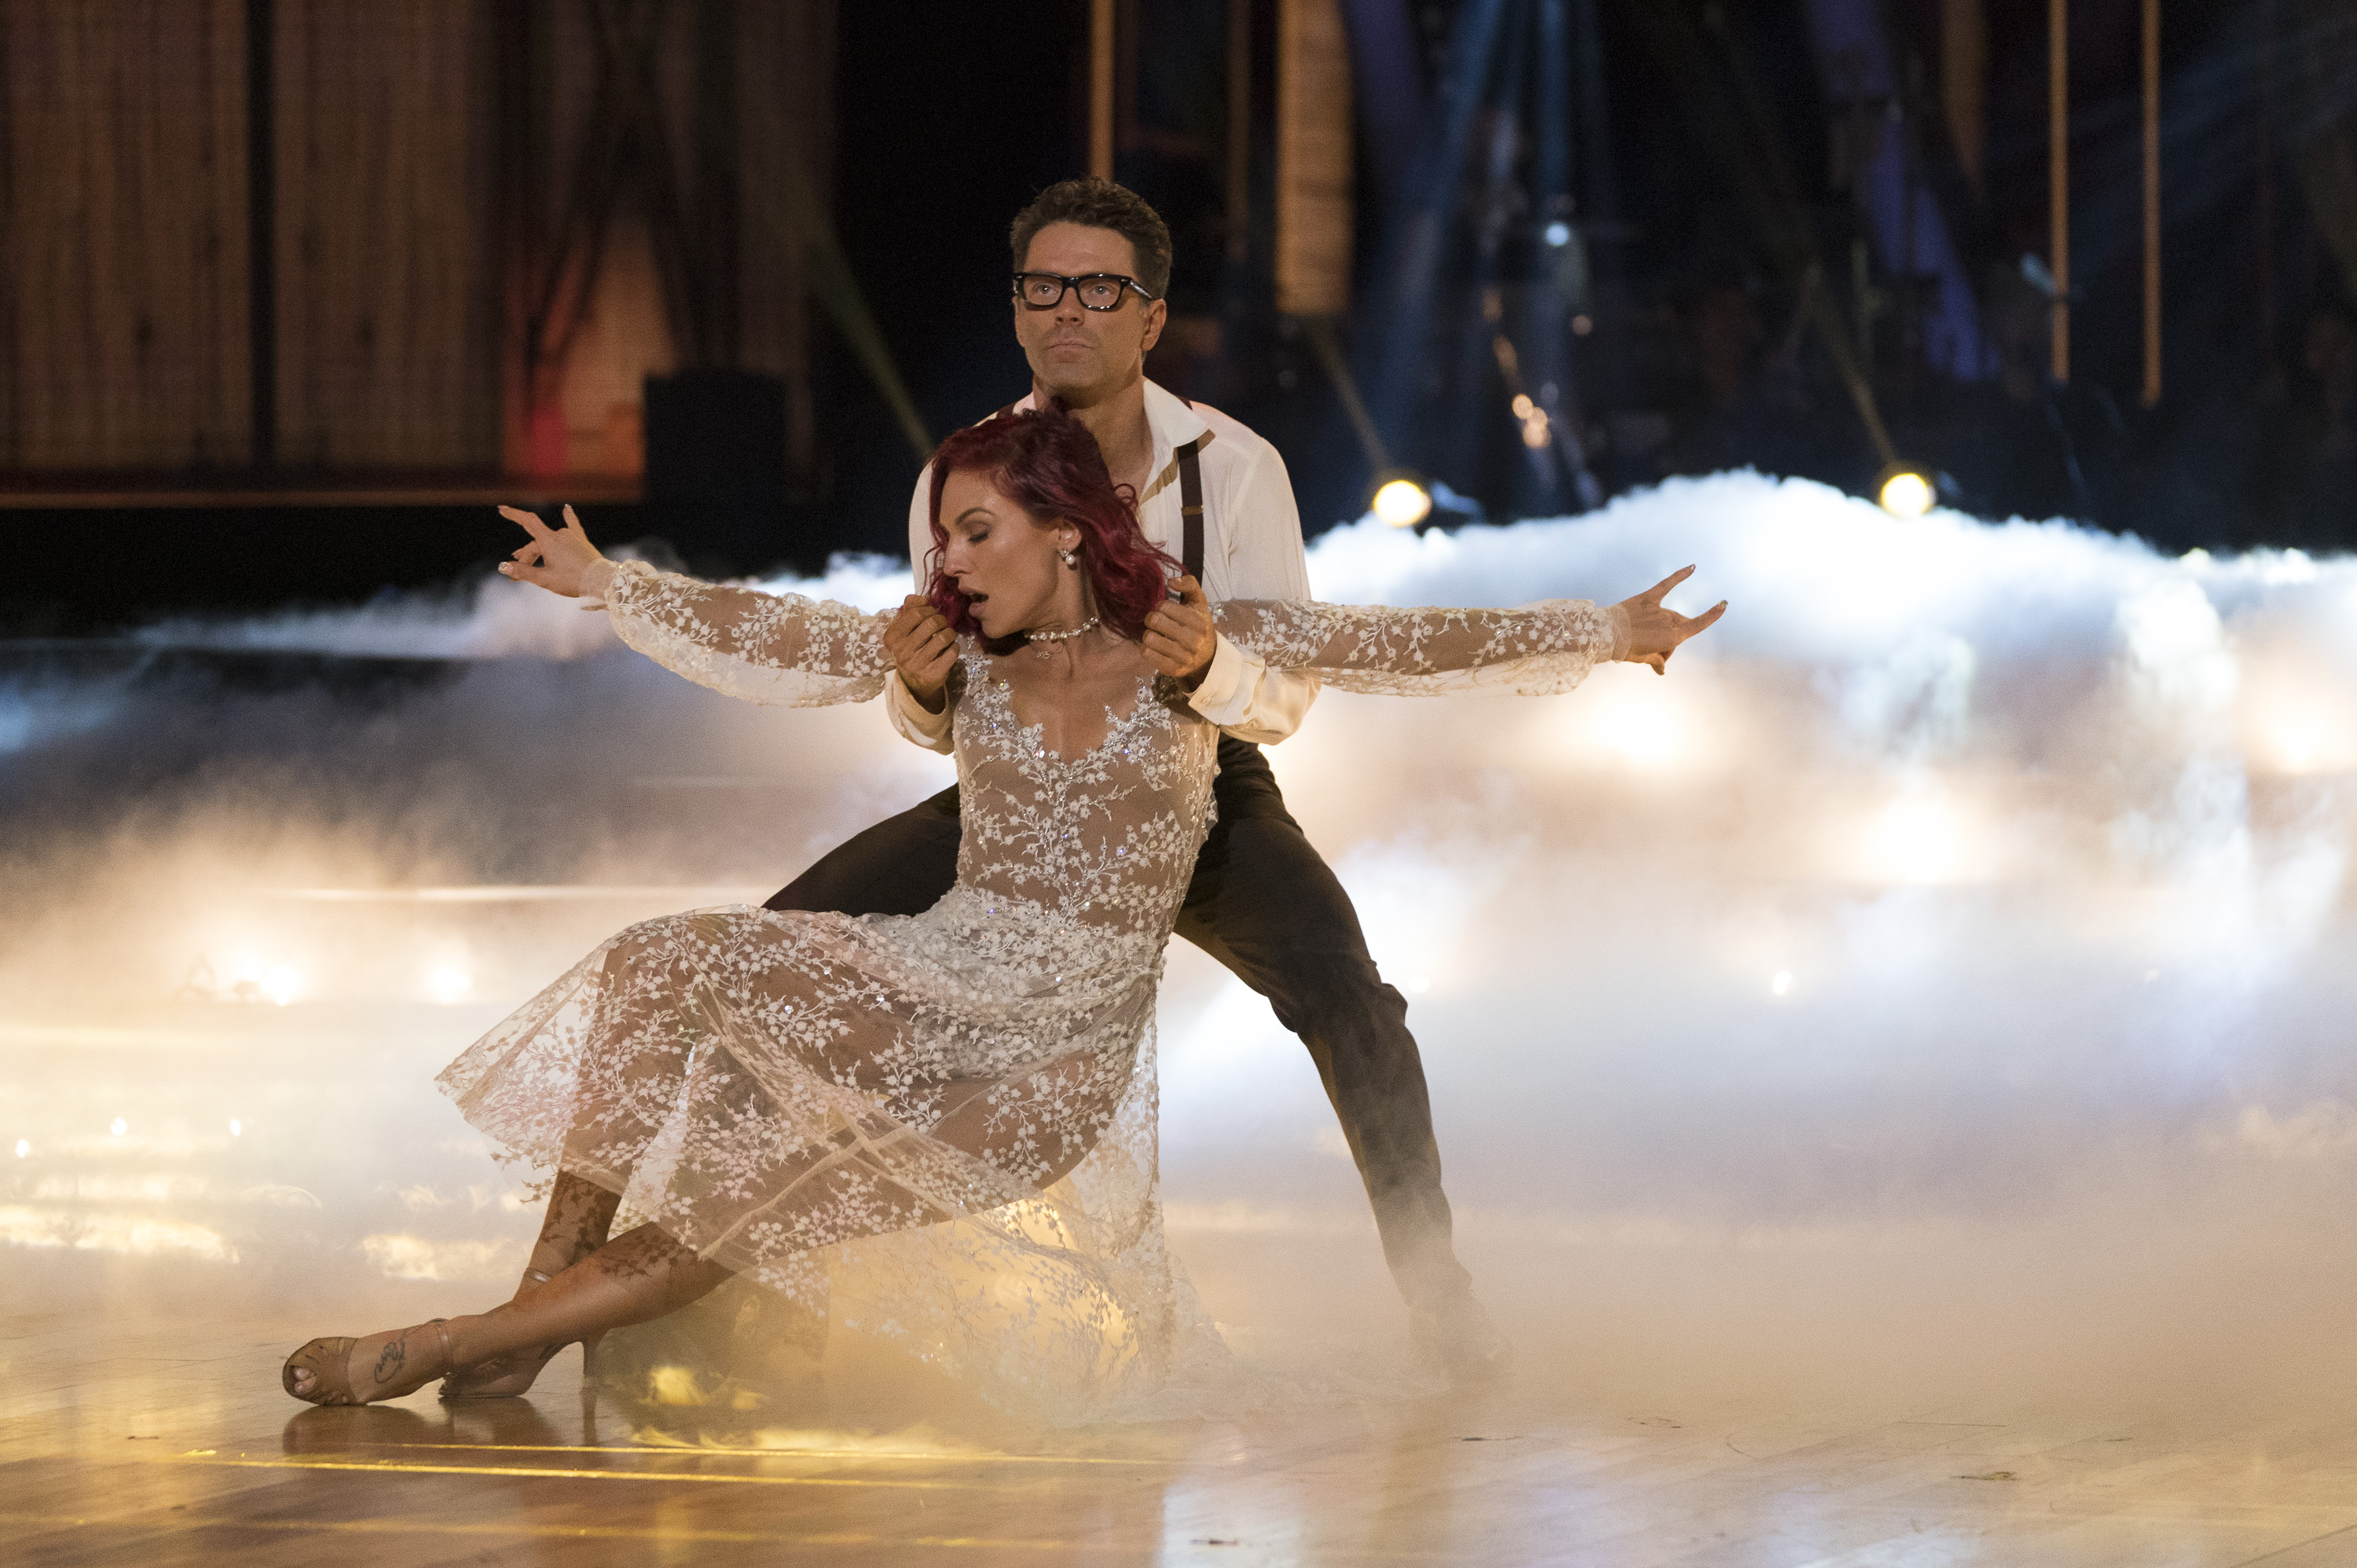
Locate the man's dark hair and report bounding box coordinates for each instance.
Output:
[1009,178,1173,301]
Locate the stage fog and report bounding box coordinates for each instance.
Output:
[9,471,2357,1419]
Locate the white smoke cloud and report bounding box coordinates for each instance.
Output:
[11,471,2357,1405]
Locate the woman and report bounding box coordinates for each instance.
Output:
[283,407,1722,1417]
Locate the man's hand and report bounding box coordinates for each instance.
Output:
[885,595,958,711]
[1142,574,1216,687]
[1613,565,1727,675]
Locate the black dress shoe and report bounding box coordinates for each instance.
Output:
[1409,1292,1512,1385]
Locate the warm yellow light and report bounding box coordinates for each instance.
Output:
[262,966,302,1007]
[1878,469,1936,517]
[2244,681,2357,775]
[1372,478,1433,528]
[1519,408,1552,449]
[1858,788,1982,884]
[650,1365,709,1406]
[1567,672,1693,771]
[1511,394,1534,419]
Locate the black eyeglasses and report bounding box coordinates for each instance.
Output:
[1013,272,1157,311]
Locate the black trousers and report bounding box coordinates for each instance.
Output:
[766,735,1473,1308]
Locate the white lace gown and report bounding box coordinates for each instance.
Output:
[438,560,1620,1420]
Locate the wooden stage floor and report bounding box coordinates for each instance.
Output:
[8,1310,2357,1566]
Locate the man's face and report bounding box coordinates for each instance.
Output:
[1014,222,1168,401]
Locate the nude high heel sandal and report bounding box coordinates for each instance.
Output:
[283,1319,455,1406]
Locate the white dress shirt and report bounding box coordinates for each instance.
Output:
[885,379,1321,752]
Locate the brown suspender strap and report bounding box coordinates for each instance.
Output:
[1175,436,1204,583]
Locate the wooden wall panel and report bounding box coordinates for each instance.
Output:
[1275,0,1354,317]
[0,0,251,470]
[274,0,499,468]
[0,0,827,486]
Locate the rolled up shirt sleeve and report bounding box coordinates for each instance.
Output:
[1185,633,1318,742]
[1201,438,1320,742]
[885,668,956,753]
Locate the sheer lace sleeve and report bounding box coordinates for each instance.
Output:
[1211,598,1623,696]
[603,559,893,706]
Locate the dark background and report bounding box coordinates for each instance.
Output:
[7,0,2353,634]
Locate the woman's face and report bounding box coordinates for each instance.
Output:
[939,468,1076,639]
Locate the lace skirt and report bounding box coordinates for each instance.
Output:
[435,886,1199,1418]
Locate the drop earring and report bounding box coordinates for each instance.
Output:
[1058,544,1078,568]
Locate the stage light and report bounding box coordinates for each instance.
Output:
[1520,408,1552,449]
[1512,394,1534,418]
[649,1365,706,1406]
[1544,220,1572,247]
[110,1119,126,1137]
[1771,971,1794,997]
[229,1119,242,1137]
[262,965,302,1006]
[427,964,473,1005]
[13,1140,27,1158]
[1409,975,1431,993]
[1572,314,1593,335]
[1372,475,1434,528]
[1860,789,1981,885]
[1876,466,1937,518]
[2245,681,2357,775]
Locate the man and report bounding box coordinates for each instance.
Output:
[767,178,1507,1380]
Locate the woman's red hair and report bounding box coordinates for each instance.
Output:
[923,405,1180,643]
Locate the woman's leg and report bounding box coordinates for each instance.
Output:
[434,1171,623,1395]
[293,1014,1128,1404]
[447,1220,735,1363]
[286,1222,733,1405]
[431,1057,1108,1386]
[520,1171,621,1286]
[453,929,672,1352]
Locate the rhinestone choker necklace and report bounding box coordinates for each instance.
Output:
[1026,616,1099,657]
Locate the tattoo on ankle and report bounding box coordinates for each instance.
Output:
[372,1337,407,1385]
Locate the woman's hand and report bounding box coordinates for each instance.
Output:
[497,504,610,599]
[885,595,958,712]
[1614,566,1726,675]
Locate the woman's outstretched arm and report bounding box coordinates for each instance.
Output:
[498,504,907,708]
[1211,567,1725,697]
